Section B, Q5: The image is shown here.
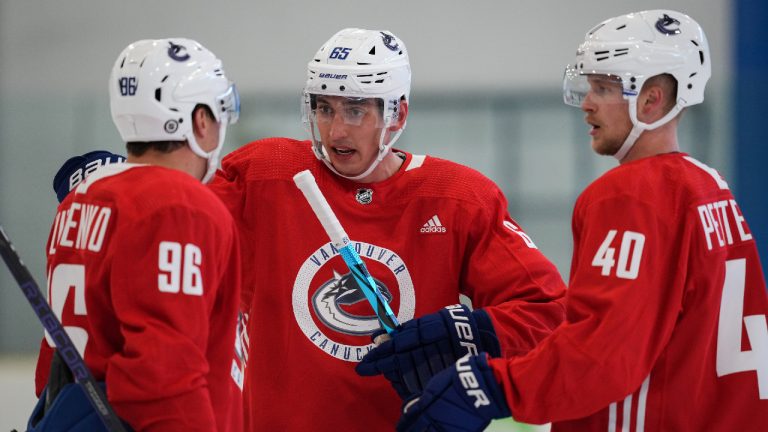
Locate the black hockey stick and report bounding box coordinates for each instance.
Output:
[0,225,127,432]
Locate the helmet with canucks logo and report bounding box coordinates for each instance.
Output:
[302,28,411,180]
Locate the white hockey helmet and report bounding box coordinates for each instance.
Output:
[302,28,411,180]
[563,10,711,160]
[109,38,240,183]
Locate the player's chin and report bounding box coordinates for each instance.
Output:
[330,159,364,177]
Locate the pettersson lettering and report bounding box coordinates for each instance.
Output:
[697,199,752,251]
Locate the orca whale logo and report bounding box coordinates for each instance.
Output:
[655,14,682,35]
[312,269,393,335]
[380,32,400,52]
[167,41,191,61]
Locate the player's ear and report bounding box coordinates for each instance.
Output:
[638,85,665,123]
[192,105,215,139]
[389,98,408,131]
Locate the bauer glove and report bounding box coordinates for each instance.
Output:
[356,304,500,399]
[397,353,511,432]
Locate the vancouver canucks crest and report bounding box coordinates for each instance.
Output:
[292,240,416,362]
[312,269,393,335]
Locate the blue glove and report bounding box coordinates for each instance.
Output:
[53,150,126,203]
[27,383,134,432]
[356,304,500,399]
[397,353,511,432]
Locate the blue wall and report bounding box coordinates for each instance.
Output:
[735,0,768,270]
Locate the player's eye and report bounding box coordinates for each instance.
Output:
[345,107,366,119]
[316,104,334,117]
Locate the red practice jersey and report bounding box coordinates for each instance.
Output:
[35,164,243,432]
[210,138,566,431]
[491,153,768,431]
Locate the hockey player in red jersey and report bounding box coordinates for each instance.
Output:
[34,39,243,431]
[210,28,566,431]
[395,10,768,432]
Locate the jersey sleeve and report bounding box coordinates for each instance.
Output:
[460,183,567,357]
[104,204,231,431]
[490,194,687,424]
[210,154,257,314]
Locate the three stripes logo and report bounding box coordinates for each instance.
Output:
[420,215,446,234]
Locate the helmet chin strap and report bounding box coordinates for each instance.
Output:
[186,121,227,184]
[613,124,644,162]
[613,98,684,162]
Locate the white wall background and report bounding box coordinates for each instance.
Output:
[0,1,732,430]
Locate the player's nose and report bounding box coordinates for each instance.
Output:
[329,112,348,139]
[581,93,596,112]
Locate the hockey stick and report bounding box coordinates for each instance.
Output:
[293,170,399,335]
[0,225,127,432]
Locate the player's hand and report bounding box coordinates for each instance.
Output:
[356,304,500,399]
[396,353,511,432]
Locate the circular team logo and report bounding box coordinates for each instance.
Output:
[292,241,415,362]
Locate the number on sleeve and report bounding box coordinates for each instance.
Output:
[716,258,768,399]
[592,230,645,280]
[158,241,203,296]
[503,220,537,248]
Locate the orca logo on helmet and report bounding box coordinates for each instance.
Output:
[167,41,191,62]
[380,32,399,52]
[655,14,682,35]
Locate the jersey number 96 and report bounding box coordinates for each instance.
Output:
[158,241,203,296]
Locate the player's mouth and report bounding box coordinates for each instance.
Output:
[332,146,356,156]
[586,118,600,136]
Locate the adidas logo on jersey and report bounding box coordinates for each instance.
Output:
[420,215,446,233]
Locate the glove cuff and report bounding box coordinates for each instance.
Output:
[465,353,512,421]
[472,309,501,358]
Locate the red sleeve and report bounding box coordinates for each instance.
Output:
[490,195,684,423]
[104,205,227,431]
[210,162,255,314]
[460,184,567,356]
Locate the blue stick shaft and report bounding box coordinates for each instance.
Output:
[338,246,399,334]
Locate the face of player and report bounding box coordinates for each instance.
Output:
[314,95,385,178]
[581,75,634,156]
